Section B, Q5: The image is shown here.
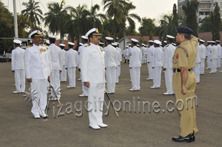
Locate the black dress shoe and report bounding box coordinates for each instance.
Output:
[172,134,195,142]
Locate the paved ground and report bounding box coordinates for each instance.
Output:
[0,62,222,147]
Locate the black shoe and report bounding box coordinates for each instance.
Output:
[172,134,195,142]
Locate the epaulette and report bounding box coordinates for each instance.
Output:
[27,45,32,48]
[100,46,103,51]
[42,44,46,47]
[85,44,90,47]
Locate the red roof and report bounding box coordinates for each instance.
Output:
[198,31,222,44]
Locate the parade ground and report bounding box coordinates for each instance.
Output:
[0,62,221,147]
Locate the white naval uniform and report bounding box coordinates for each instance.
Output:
[200,44,206,74]
[78,43,89,96]
[129,46,142,90]
[49,44,62,99]
[104,44,118,93]
[124,49,129,60]
[147,45,154,79]
[81,43,106,127]
[216,44,221,68]
[11,47,26,92]
[116,47,122,83]
[25,44,50,116]
[65,48,78,87]
[206,45,211,69]
[152,47,164,88]
[193,45,201,83]
[60,49,67,81]
[210,45,218,73]
[163,44,175,94]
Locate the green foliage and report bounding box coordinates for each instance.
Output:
[138,18,156,38]
[198,17,211,32]
[182,0,199,36]
[210,2,221,40]
[21,0,43,28]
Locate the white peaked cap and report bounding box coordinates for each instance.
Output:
[131,38,138,43]
[154,40,161,45]
[13,39,22,44]
[48,35,56,39]
[105,37,114,41]
[60,44,65,47]
[68,42,75,46]
[81,35,88,40]
[166,35,175,39]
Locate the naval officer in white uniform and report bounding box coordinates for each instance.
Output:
[104,37,118,93]
[210,41,218,73]
[163,35,175,95]
[129,38,142,91]
[200,39,206,74]
[65,42,78,88]
[193,40,201,83]
[48,35,62,100]
[11,39,26,93]
[25,30,50,119]
[60,44,67,82]
[81,28,107,130]
[146,40,155,80]
[151,40,164,89]
[78,36,89,97]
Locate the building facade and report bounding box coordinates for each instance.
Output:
[178,0,222,24]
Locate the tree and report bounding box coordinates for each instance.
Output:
[17,14,33,38]
[65,4,90,42]
[21,0,43,28]
[88,4,107,28]
[210,2,221,40]
[182,0,199,36]
[198,17,211,32]
[159,14,178,40]
[139,18,156,40]
[44,2,68,43]
[103,0,130,38]
[173,3,179,29]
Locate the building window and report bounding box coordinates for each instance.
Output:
[199,12,204,15]
[199,3,211,9]
[205,12,210,15]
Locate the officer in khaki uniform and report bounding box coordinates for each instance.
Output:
[172,27,198,142]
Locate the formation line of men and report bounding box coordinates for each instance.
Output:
[11,26,222,142]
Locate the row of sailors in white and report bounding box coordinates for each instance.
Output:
[206,41,222,73]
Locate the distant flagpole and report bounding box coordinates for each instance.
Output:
[13,0,18,38]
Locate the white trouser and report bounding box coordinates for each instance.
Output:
[200,58,205,74]
[148,63,153,79]
[129,68,132,81]
[68,67,76,87]
[106,66,116,93]
[14,69,25,92]
[153,66,162,87]
[207,56,211,68]
[88,83,105,126]
[164,68,174,94]
[193,63,200,83]
[31,79,48,115]
[116,65,120,83]
[211,59,217,73]
[50,70,61,98]
[217,57,221,68]
[60,65,67,82]
[79,71,82,80]
[131,67,140,90]
[81,82,88,96]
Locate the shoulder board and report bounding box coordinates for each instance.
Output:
[85,44,90,47]
[100,46,103,51]
[42,45,46,47]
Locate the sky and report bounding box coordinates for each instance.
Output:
[1,0,178,34]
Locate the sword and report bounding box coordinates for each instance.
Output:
[48,80,61,105]
[104,89,119,118]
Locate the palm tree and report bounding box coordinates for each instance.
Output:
[103,0,130,38]
[159,14,178,40]
[44,2,68,43]
[65,4,90,42]
[88,4,107,28]
[21,0,43,28]
[123,2,141,50]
